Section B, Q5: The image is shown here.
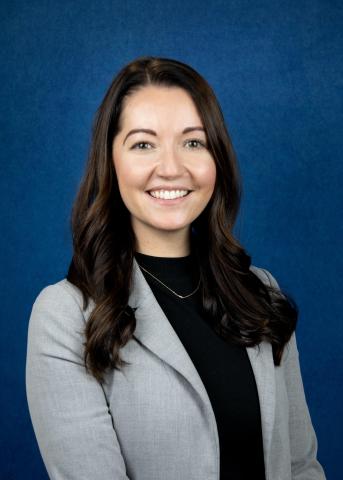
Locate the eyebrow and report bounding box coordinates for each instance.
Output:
[123,126,205,145]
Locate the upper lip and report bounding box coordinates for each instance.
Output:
[146,186,194,192]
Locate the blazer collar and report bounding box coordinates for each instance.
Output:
[129,257,275,471]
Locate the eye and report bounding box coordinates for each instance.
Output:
[131,141,153,150]
[185,139,207,149]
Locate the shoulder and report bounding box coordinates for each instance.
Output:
[249,265,281,290]
[32,278,84,312]
[28,279,93,349]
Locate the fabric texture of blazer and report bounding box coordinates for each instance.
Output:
[26,259,326,480]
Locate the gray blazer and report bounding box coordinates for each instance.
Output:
[26,259,326,480]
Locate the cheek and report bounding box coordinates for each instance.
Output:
[197,159,217,192]
[114,158,144,191]
[113,158,134,208]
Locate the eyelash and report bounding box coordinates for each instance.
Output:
[131,139,207,150]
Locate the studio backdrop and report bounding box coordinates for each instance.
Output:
[1,0,342,478]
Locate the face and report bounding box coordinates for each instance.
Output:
[112,85,217,252]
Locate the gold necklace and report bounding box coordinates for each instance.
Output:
[138,264,201,299]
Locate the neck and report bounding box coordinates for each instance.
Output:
[133,222,192,258]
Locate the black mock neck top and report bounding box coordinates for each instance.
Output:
[134,251,266,480]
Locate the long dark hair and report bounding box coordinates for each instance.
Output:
[67,56,297,384]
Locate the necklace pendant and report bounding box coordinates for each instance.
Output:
[137,263,201,299]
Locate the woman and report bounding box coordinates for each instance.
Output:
[26,56,326,480]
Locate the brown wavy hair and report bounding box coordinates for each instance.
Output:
[67,55,298,384]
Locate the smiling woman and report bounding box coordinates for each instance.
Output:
[25,56,326,480]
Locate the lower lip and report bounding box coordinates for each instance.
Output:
[145,192,192,206]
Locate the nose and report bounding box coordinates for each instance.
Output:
[155,145,185,177]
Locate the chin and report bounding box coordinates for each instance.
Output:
[150,222,191,232]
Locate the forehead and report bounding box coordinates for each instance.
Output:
[119,85,203,127]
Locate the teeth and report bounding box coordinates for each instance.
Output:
[149,190,189,199]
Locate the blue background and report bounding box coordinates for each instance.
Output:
[1,0,341,478]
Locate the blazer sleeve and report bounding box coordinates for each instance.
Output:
[25,281,130,480]
[261,268,326,479]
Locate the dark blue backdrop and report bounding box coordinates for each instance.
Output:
[1,0,341,478]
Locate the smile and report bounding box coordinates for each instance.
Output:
[145,191,192,205]
[149,189,190,199]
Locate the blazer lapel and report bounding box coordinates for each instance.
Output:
[246,342,275,474]
[129,257,217,417]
